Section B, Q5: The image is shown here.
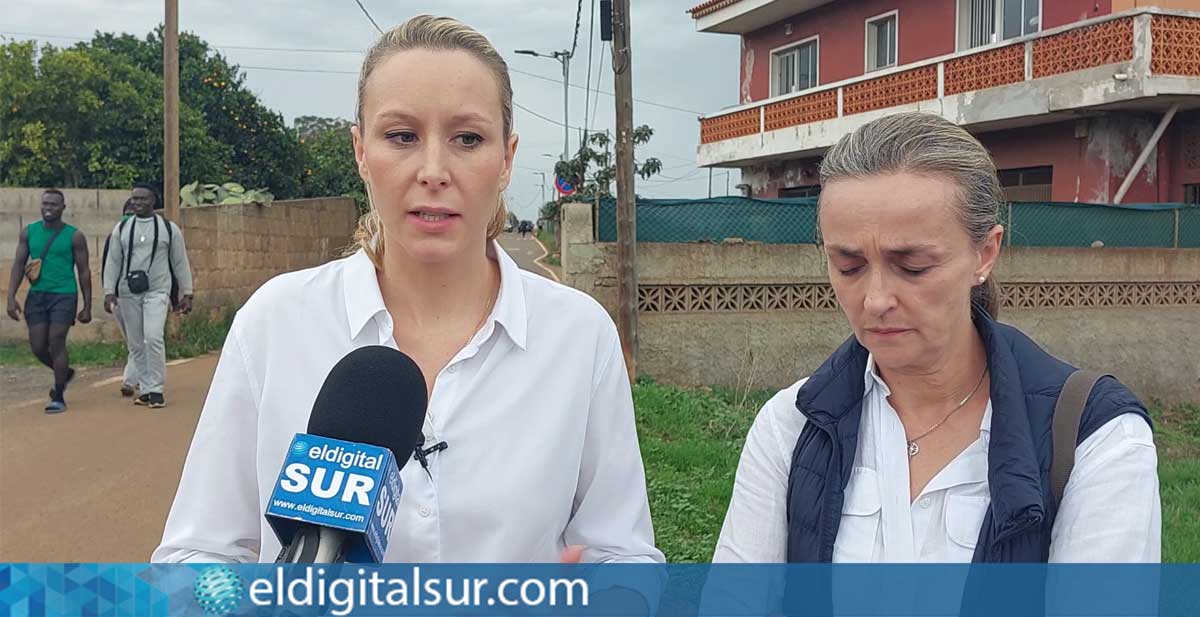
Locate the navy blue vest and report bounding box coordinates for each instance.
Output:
[785,310,1150,563]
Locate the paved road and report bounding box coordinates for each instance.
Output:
[0,354,217,561]
[1,364,126,411]
[497,231,559,281]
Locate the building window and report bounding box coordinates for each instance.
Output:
[866,12,898,72]
[780,185,821,198]
[1186,184,1200,205]
[959,0,1040,50]
[771,38,819,97]
[1003,0,1040,40]
[999,165,1053,201]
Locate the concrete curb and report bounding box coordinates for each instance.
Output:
[530,235,561,282]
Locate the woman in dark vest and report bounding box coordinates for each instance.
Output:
[714,113,1159,563]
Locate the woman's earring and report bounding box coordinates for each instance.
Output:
[977,275,987,284]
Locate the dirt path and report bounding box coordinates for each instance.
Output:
[0,354,218,561]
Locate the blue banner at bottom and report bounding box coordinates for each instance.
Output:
[0,564,1197,616]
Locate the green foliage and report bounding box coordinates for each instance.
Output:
[552,126,663,204]
[181,181,274,207]
[0,30,302,199]
[296,116,365,211]
[296,115,352,140]
[0,38,225,189]
[538,200,560,222]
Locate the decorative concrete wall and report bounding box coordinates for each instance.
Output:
[562,201,1200,403]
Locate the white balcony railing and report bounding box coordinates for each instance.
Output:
[699,8,1200,148]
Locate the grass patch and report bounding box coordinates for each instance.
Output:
[1152,402,1200,563]
[634,377,770,562]
[0,309,234,368]
[637,381,1200,563]
[0,339,127,367]
[1161,459,1200,563]
[535,229,561,267]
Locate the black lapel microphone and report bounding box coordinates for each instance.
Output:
[413,434,449,473]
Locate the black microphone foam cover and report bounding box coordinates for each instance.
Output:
[306,345,427,472]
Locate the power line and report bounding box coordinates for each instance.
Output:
[352,0,384,34]
[590,42,607,133]
[0,30,368,54]
[0,31,86,41]
[507,64,700,115]
[514,101,585,131]
[570,0,584,59]
[242,65,356,75]
[642,169,707,184]
[645,149,696,164]
[0,30,703,115]
[218,44,364,54]
[239,65,598,135]
[582,0,596,138]
[240,65,598,137]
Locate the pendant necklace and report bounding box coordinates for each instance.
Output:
[906,367,988,458]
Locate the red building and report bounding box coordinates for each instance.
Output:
[691,0,1200,204]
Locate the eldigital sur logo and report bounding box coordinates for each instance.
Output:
[305,443,385,471]
[292,440,309,454]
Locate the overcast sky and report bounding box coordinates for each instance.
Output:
[2,0,741,221]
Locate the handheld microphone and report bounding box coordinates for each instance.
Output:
[264,345,427,563]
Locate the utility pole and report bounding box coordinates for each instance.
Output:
[533,171,547,205]
[514,49,572,161]
[612,0,637,380]
[561,55,570,162]
[164,0,180,220]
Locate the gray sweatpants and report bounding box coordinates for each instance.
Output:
[118,290,171,395]
[113,307,136,387]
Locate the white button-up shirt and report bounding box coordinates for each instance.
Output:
[152,243,663,564]
[714,357,1160,563]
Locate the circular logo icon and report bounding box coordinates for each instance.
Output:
[292,440,308,454]
[193,565,243,616]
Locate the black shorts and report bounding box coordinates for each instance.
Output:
[25,291,77,326]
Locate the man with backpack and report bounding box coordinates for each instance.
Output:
[102,198,139,398]
[102,183,194,409]
[5,188,93,413]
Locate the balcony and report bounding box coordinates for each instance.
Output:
[697,8,1200,167]
[689,0,835,35]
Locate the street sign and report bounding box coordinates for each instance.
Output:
[555,176,576,196]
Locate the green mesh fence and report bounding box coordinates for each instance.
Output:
[1180,206,1200,249]
[593,197,1200,248]
[1005,202,1186,248]
[596,196,819,244]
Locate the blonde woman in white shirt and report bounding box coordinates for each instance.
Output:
[714,113,1159,564]
[153,15,662,565]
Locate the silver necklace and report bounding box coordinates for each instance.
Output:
[906,367,988,458]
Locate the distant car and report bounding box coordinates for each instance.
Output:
[504,221,515,233]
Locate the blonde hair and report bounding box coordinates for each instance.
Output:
[818,112,1004,318]
[349,15,513,267]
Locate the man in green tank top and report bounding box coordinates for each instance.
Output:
[6,189,94,413]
